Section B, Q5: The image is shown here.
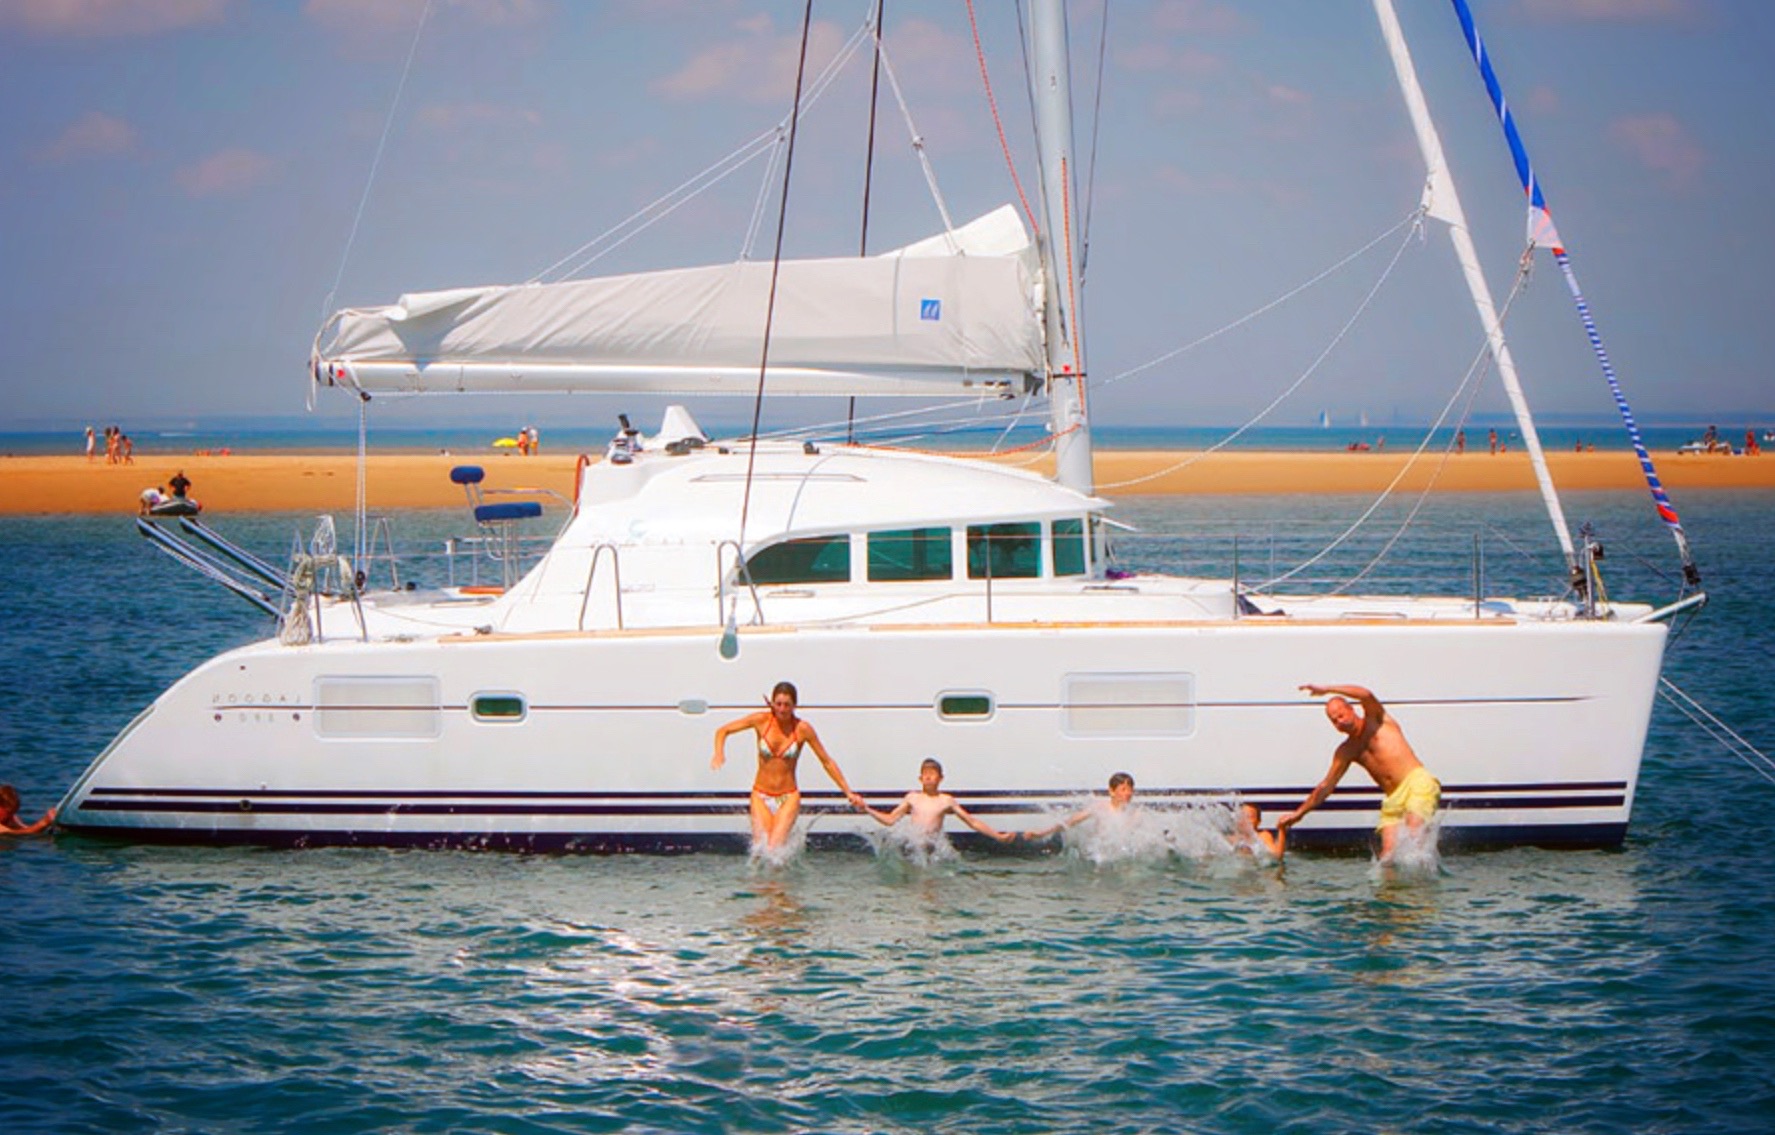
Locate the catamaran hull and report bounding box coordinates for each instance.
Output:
[58,618,1665,852]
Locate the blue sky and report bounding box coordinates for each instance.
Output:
[2,0,1769,438]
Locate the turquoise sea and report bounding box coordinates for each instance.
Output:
[2,489,1772,1133]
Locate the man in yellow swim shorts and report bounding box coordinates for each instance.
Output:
[1277,683,1441,862]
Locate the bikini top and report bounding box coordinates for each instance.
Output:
[759,733,805,762]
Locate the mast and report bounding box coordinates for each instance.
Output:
[1028,0,1093,496]
[1371,0,1578,573]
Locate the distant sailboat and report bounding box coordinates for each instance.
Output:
[1318,409,1331,429]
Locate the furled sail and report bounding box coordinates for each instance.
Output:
[313,206,1043,398]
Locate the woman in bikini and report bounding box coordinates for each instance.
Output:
[711,681,863,849]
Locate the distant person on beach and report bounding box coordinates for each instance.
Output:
[527,425,540,455]
[1746,429,1760,457]
[139,486,166,515]
[0,785,54,835]
[168,470,191,499]
[860,757,1015,846]
[1455,429,1465,455]
[1280,684,1440,862]
[1020,771,1138,842]
[1488,428,1498,455]
[120,434,133,463]
[85,426,95,461]
[1229,802,1286,859]
[711,680,863,850]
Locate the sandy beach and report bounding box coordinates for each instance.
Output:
[1,448,1769,516]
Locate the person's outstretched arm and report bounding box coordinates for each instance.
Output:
[952,803,1014,843]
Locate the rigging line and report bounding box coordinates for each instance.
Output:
[851,0,887,446]
[321,0,431,319]
[990,390,1040,454]
[1450,0,1698,588]
[871,35,956,236]
[1097,208,1421,391]
[1263,259,1533,593]
[1096,213,1422,491]
[1078,0,1109,282]
[965,0,1039,234]
[1659,678,1775,785]
[537,19,871,283]
[741,131,787,261]
[738,0,817,551]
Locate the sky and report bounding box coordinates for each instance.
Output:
[2,0,1770,439]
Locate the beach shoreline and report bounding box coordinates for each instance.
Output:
[1,448,1769,516]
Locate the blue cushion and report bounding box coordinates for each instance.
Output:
[450,465,486,484]
[475,502,542,523]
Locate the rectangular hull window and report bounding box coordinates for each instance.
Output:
[937,692,994,720]
[472,693,527,722]
[314,676,442,739]
[1064,673,1196,738]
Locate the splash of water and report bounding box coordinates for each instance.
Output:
[865,823,959,868]
[1373,813,1444,879]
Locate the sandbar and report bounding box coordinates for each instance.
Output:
[0,448,1769,517]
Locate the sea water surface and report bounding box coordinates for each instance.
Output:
[2,491,1772,1134]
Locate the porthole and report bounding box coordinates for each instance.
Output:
[471,693,527,722]
[937,692,995,721]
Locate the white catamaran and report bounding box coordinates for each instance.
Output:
[58,1,1702,852]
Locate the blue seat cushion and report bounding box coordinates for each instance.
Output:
[450,465,487,484]
[475,501,543,522]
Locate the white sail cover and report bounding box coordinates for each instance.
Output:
[314,206,1044,398]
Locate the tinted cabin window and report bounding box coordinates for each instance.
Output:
[1053,518,1086,577]
[745,535,851,585]
[966,522,1041,580]
[868,527,953,581]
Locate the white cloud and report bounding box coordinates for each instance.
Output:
[35,110,138,163]
[175,148,277,196]
[0,0,226,37]
[651,17,848,105]
[1608,112,1705,190]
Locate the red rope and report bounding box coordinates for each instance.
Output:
[965,0,1038,236]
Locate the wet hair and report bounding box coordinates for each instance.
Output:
[1240,801,1261,821]
[1108,772,1134,791]
[0,784,17,811]
[770,681,798,704]
[920,757,944,776]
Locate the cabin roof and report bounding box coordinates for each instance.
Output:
[558,442,1105,549]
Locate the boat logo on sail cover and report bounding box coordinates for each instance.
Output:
[920,298,941,321]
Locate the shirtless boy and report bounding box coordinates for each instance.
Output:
[1020,771,1137,842]
[1230,802,1286,859]
[1278,683,1440,860]
[861,758,1013,845]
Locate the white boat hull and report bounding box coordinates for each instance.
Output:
[59,616,1665,852]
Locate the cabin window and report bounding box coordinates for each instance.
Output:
[937,692,995,720]
[1062,672,1196,738]
[868,527,953,581]
[471,693,527,722]
[744,535,851,585]
[1053,518,1086,577]
[966,522,1041,580]
[313,676,442,740]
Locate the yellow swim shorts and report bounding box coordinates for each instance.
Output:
[1377,766,1440,830]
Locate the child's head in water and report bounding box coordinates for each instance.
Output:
[1107,772,1134,808]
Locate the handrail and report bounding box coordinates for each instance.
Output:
[577,543,626,631]
[715,540,766,627]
